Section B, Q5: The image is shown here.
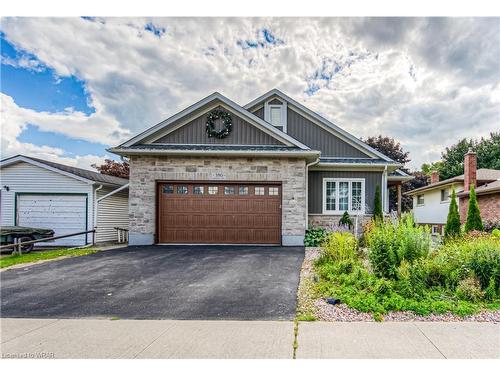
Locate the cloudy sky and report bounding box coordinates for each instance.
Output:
[1,17,499,170]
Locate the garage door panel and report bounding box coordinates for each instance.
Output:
[158,182,281,244]
[17,194,87,246]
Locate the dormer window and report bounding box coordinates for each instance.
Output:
[270,106,282,127]
[264,98,287,132]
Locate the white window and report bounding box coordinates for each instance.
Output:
[255,187,265,195]
[440,189,449,202]
[264,99,287,131]
[323,178,365,214]
[325,181,336,211]
[193,186,204,195]
[177,186,188,195]
[351,181,362,211]
[208,186,218,195]
[270,107,282,127]
[224,186,235,195]
[417,195,424,205]
[239,186,249,195]
[269,187,279,196]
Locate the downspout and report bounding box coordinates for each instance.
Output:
[94,184,103,244]
[305,156,321,230]
[383,165,388,214]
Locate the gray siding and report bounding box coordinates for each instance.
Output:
[253,106,264,120]
[287,108,368,157]
[269,98,283,105]
[308,170,383,214]
[154,106,281,145]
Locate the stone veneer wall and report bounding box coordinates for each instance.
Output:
[128,155,307,246]
[308,214,373,237]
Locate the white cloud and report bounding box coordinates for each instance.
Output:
[0,17,498,169]
[0,93,124,169]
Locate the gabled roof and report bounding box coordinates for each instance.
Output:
[457,179,500,197]
[115,92,310,151]
[244,89,394,162]
[405,168,500,196]
[0,155,128,186]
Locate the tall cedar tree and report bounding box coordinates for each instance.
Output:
[363,135,421,212]
[465,185,484,232]
[92,159,130,178]
[444,188,461,237]
[373,185,383,221]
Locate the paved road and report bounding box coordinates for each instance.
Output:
[0,246,304,320]
[1,319,498,359]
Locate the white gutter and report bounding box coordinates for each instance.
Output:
[97,183,129,203]
[305,156,321,230]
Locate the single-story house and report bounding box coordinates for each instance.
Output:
[0,155,129,246]
[109,89,408,246]
[406,150,500,234]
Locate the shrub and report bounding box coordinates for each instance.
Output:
[394,214,431,264]
[366,221,398,278]
[484,219,500,233]
[492,228,500,238]
[455,276,485,302]
[465,185,483,232]
[428,235,500,290]
[444,188,461,238]
[304,227,327,247]
[395,259,427,298]
[366,215,431,279]
[321,231,358,263]
[485,277,498,301]
[339,211,353,229]
[373,185,383,221]
[469,242,500,289]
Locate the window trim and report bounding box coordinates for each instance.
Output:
[416,194,425,206]
[440,188,450,203]
[322,178,365,215]
[264,99,287,132]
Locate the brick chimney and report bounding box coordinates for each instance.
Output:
[464,148,477,192]
[431,170,439,184]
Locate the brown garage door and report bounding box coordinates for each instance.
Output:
[157,182,281,244]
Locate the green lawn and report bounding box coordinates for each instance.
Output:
[0,248,99,269]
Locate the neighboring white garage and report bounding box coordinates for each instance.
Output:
[0,155,129,247]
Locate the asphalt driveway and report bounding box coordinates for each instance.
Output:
[0,246,304,320]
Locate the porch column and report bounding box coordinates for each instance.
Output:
[397,183,402,217]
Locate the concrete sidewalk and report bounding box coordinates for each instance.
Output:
[296,322,500,359]
[1,318,499,359]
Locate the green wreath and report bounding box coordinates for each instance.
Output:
[206,109,233,139]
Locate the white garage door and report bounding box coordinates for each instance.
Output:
[17,194,88,246]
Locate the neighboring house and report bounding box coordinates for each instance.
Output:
[0,155,129,246]
[109,89,407,246]
[457,150,500,225]
[406,150,500,234]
